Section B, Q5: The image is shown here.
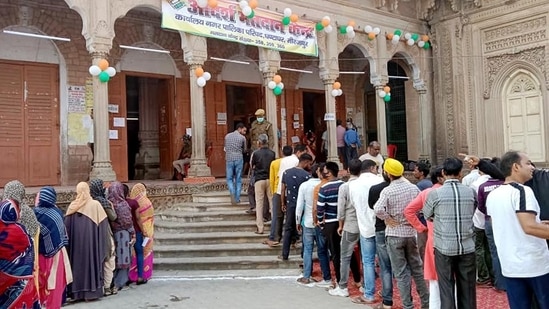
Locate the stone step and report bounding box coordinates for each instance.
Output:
[155,220,269,233]
[166,202,250,213]
[154,243,300,258]
[154,255,302,271]
[154,231,271,246]
[192,191,249,204]
[157,210,256,223]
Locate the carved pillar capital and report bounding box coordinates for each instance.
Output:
[180,32,208,64]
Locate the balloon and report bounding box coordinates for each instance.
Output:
[333,82,341,90]
[383,86,391,93]
[407,38,415,46]
[373,27,381,35]
[267,81,276,89]
[386,33,394,40]
[273,86,282,96]
[324,25,333,33]
[273,75,282,83]
[242,6,252,16]
[392,35,400,44]
[247,10,254,18]
[98,71,110,83]
[322,16,331,23]
[88,65,101,76]
[347,30,355,38]
[368,32,376,40]
[384,95,391,102]
[197,76,206,87]
[423,42,431,49]
[105,67,116,77]
[378,90,386,98]
[197,0,208,7]
[321,17,330,27]
[98,59,109,71]
[282,16,290,25]
[290,14,298,23]
[364,25,373,33]
[239,0,248,9]
[339,26,347,34]
[337,89,343,96]
[348,20,355,27]
[203,72,212,81]
[411,33,419,41]
[316,23,325,31]
[208,0,218,7]
[346,26,354,33]
[404,33,412,40]
[248,0,258,9]
[394,29,402,36]
[195,67,204,77]
[331,89,339,97]
[278,82,284,90]
[283,8,292,17]
[418,41,425,48]
[421,35,430,42]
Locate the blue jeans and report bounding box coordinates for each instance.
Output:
[376,231,393,307]
[302,226,330,281]
[134,232,144,279]
[386,236,430,309]
[226,159,243,202]
[505,273,549,309]
[345,146,358,166]
[485,218,506,290]
[359,235,377,301]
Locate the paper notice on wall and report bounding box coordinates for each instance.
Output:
[291,136,301,143]
[324,113,336,121]
[186,128,192,136]
[113,117,125,127]
[85,78,93,109]
[293,122,300,129]
[108,104,119,113]
[67,85,86,113]
[109,130,118,140]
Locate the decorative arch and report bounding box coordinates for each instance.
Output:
[340,42,377,78]
[112,1,162,22]
[220,55,262,84]
[296,65,323,90]
[117,41,181,77]
[490,60,546,100]
[390,51,422,87]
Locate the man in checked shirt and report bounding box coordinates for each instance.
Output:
[374,158,429,309]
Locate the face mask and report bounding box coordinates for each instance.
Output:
[257,117,264,123]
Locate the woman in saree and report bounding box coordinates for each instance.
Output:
[65,182,109,302]
[107,182,135,292]
[0,199,41,309]
[129,183,154,284]
[34,186,73,308]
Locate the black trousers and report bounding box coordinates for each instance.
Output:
[322,222,343,282]
[435,249,477,309]
[281,205,297,259]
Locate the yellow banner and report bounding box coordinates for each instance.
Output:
[162,0,318,56]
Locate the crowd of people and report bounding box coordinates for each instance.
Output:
[0,180,155,308]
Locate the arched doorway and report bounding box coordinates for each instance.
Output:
[386,61,408,162]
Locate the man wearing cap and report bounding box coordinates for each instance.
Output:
[374,158,429,309]
[250,109,274,151]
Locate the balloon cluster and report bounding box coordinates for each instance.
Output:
[378,85,391,102]
[387,30,431,49]
[195,67,212,87]
[281,8,299,25]
[364,25,381,41]
[267,74,284,96]
[239,0,257,19]
[331,82,343,97]
[88,59,116,83]
[315,16,333,34]
[339,20,356,39]
[386,29,403,45]
[196,0,218,8]
[416,34,431,49]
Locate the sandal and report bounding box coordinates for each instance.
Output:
[136,278,148,285]
[351,295,377,305]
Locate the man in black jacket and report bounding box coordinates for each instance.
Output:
[251,134,276,234]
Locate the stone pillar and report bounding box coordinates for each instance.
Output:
[259,48,280,157]
[187,62,211,177]
[89,52,116,181]
[322,76,341,166]
[136,78,160,179]
[374,85,388,156]
[417,88,432,161]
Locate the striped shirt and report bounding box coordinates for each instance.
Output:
[423,179,477,256]
[317,179,344,223]
[374,177,420,237]
[224,130,246,162]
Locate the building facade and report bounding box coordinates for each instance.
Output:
[0,0,545,187]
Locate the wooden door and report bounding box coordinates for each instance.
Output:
[108,73,128,182]
[0,61,59,187]
[158,78,174,179]
[205,81,227,177]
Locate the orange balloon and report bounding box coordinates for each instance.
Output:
[333,82,341,90]
[421,34,429,42]
[368,32,376,40]
[290,14,298,23]
[195,67,204,77]
[248,0,258,9]
[383,86,391,93]
[208,0,217,7]
[321,18,330,27]
[273,75,282,83]
[386,33,394,40]
[98,59,109,71]
[348,20,355,27]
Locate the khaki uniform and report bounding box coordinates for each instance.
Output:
[250,120,274,150]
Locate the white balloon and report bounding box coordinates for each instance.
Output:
[105,67,117,77]
[407,38,415,46]
[392,35,400,45]
[331,89,339,97]
[364,25,373,33]
[322,16,331,23]
[404,33,412,40]
[239,0,248,9]
[373,27,381,35]
[267,81,276,89]
[197,0,208,7]
[203,72,212,81]
[418,41,425,48]
[278,82,284,90]
[324,25,333,33]
[337,89,343,96]
[283,8,292,17]
[346,26,354,33]
[89,65,101,76]
[378,90,386,98]
[197,77,206,87]
[242,6,252,16]
[347,31,355,39]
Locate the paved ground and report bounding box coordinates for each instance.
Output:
[68,270,369,309]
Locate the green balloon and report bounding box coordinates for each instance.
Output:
[282,16,290,25]
[423,41,431,49]
[315,23,324,31]
[247,10,255,18]
[99,71,110,83]
[339,26,347,34]
[411,33,419,41]
[394,29,402,36]
[384,95,391,102]
[273,87,282,96]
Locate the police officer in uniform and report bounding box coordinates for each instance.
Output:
[250,109,274,151]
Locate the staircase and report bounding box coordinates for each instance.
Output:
[154,191,302,272]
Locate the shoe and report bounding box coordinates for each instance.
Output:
[315,280,332,288]
[359,286,364,293]
[245,209,256,214]
[328,286,349,297]
[136,279,148,285]
[351,295,377,304]
[296,277,316,287]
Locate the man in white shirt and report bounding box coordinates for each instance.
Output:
[359,141,384,174]
[276,144,307,195]
[487,151,549,309]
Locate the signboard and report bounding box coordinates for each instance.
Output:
[68,85,85,113]
[162,0,318,56]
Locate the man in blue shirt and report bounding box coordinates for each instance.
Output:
[344,121,361,165]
